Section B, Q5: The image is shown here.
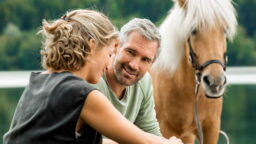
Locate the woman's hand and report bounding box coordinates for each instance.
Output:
[144,133,183,144]
[167,136,183,144]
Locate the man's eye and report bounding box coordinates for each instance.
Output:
[127,50,135,56]
[142,58,151,63]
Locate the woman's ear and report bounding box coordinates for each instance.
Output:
[88,38,96,53]
[87,38,97,64]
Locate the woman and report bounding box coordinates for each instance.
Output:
[3,9,182,144]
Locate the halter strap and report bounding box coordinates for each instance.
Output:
[188,38,227,72]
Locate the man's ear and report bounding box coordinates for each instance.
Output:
[113,39,119,54]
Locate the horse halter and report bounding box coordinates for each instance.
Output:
[188,37,227,83]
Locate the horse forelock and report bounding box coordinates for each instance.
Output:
[152,0,237,72]
[184,0,237,39]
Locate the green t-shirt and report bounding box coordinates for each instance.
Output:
[94,72,161,136]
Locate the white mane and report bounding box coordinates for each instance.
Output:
[152,0,237,73]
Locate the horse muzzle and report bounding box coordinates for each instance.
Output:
[201,73,227,98]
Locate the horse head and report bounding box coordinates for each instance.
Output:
[188,26,228,98]
[155,0,237,98]
[182,0,237,98]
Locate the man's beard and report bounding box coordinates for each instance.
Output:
[113,63,142,86]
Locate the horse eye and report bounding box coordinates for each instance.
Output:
[224,27,228,34]
[191,29,197,35]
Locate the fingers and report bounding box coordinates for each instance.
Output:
[168,136,183,144]
[157,136,183,144]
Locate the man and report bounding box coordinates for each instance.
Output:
[95,18,161,143]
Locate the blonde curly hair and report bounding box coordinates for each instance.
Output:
[39,9,118,71]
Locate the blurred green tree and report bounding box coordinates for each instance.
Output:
[228,26,256,66]
[0,0,255,70]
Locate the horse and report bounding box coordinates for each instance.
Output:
[150,0,237,144]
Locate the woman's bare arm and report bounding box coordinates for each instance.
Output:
[78,90,170,144]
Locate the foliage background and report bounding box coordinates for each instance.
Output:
[0,0,255,70]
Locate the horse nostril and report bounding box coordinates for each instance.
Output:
[203,75,213,86]
[203,74,227,88]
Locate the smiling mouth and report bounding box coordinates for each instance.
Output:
[123,65,137,77]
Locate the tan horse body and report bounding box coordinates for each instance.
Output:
[151,0,237,144]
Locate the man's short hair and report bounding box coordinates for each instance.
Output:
[119,18,161,60]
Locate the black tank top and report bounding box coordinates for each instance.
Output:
[3,72,102,144]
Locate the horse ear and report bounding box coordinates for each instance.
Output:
[174,0,186,8]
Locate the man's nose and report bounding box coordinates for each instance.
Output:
[128,58,140,71]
